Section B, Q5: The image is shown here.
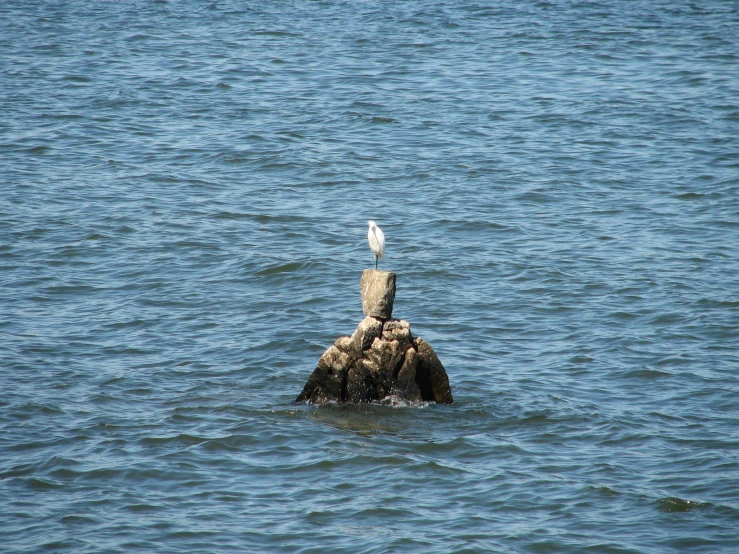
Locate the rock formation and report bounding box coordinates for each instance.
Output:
[296,269,453,405]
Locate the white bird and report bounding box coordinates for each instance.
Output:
[367,220,385,269]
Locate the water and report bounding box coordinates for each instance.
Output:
[2,1,738,552]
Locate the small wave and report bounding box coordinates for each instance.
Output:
[568,355,595,364]
[256,261,309,276]
[591,485,620,496]
[26,477,64,490]
[139,433,212,447]
[620,367,671,379]
[657,497,710,513]
[374,395,430,408]
[60,513,100,525]
[121,503,161,513]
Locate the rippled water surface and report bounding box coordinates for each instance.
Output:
[2,1,739,552]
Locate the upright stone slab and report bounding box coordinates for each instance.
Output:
[361,269,396,319]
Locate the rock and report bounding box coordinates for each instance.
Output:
[414,337,454,404]
[296,345,349,404]
[349,316,383,355]
[296,272,453,405]
[395,347,422,400]
[360,269,396,319]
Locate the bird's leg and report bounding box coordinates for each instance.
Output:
[375,256,378,269]
[377,320,384,339]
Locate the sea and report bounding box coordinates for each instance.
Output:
[2,1,738,552]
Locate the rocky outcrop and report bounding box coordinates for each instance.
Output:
[296,270,453,405]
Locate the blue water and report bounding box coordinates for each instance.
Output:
[2,1,739,552]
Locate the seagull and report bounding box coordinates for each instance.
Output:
[367,220,385,269]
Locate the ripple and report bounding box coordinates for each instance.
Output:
[2,0,739,552]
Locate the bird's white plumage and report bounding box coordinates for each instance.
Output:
[367,220,385,268]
